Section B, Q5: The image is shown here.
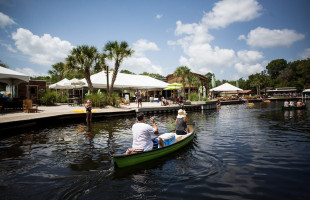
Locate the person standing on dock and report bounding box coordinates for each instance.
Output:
[137,91,142,108]
[85,100,92,122]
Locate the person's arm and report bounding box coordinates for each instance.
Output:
[150,117,159,135]
[184,117,190,132]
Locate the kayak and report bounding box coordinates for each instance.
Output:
[112,122,196,168]
[73,110,98,113]
[282,106,307,110]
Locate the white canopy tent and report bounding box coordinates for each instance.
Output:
[0,66,29,84]
[0,66,29,98]
[81,72,169,90]
[210,83,243,92]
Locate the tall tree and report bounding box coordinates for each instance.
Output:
[96,53,109,95]
[140,72,165,79]
[174,66,191,98]
[187,73,201,99]
[48,62,66,83]
[121,69,136,74]
[66,45,100,94]
[104,41,134,96]
[0,60,9,68]
[266,59,287,79]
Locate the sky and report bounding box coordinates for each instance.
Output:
[0,0,310,81]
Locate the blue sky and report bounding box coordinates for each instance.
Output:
[0,0,309,81]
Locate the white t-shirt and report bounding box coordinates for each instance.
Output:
[132,123,156,151]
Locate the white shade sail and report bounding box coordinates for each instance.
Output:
[210,83,243,92]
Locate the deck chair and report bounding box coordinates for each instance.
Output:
[23,99,32,113]
[29,104,38,113]
[121,97,130,105]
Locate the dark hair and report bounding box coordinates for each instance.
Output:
[137,112,144,121]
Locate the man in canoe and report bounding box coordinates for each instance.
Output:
[132,112,165,152]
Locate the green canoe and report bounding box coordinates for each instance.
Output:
[112,122,196,168]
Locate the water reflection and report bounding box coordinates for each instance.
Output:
[84,122,95,143]
[284,109,308,121]
[1,101,310,199]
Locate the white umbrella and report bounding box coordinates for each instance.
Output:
[65,78,86,103]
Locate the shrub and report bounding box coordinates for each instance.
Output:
[86,92,107,108]
[56,93,68,103]
[85,91,120,108]
[40,89,57,105]
[202,97,209,101]
[188,92,199,101]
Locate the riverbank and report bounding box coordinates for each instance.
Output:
[1,98,297,133]
[0,101,192,133]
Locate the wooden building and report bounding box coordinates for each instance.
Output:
[166,73,209,99]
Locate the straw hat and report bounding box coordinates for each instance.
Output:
[177,109,187,118]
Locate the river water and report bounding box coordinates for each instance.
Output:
[1,101,310,199]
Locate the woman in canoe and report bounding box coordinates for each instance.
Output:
[175,109,190,135]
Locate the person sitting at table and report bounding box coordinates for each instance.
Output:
[161,97,168,106]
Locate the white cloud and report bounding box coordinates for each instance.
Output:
[300,48,310,59]
[123,56,163,75]
[15,67,47,77]
[0,12,16,28]
[132,39,159,57]
[169,0,264,79]
[238,35,246,40]
[237,50,264,63]
[11,28,73,66]
[2,43,17,53]
[119,39,164,75]
[234,63,264,77]
[202,0,262,29]
[156,14,163,19]
[241,27,305,48]
[184,44,236,68]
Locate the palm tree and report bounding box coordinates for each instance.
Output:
[249,73,262,95]
[103,41,134,97]
[48,62,66,83]
[66,45,100,94]
[187,73,195,97]
[187,74,201,100]
[173,66,191,98]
